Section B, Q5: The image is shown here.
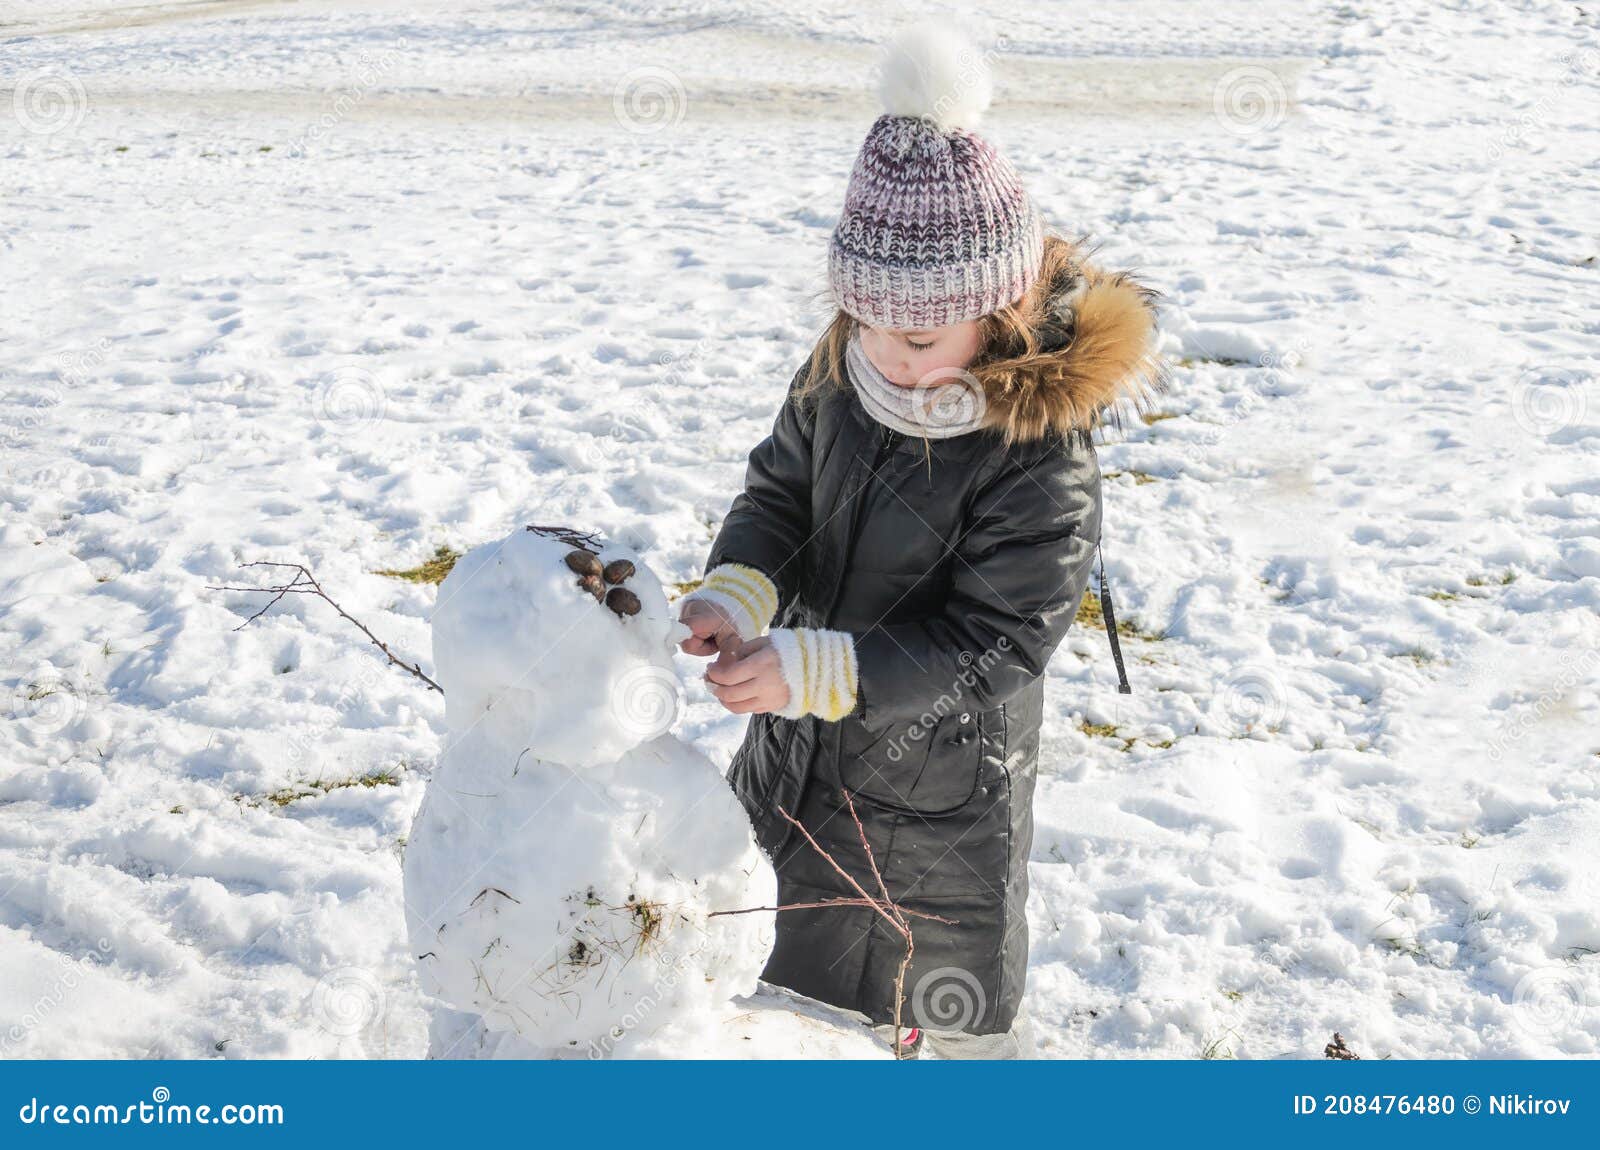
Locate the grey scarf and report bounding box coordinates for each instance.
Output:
[844,333,988,439]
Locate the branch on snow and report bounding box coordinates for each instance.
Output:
[206,560,443,694]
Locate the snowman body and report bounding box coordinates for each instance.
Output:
[402,527,775,1055]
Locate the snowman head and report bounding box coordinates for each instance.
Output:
[431,527,692,766]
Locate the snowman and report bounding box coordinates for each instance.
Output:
[402,525,776,1058]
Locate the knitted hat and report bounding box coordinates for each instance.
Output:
[829,26,1044,331]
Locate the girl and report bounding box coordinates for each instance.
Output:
[678,28,1166,1058]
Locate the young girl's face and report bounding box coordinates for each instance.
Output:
[860,320,983,388]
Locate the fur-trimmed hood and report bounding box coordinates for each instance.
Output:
[979,236,1169,444]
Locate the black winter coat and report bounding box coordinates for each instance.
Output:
[704,242,1165,1035]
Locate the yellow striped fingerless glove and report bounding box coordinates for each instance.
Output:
[768,627,859,722]
[685,563,780,640]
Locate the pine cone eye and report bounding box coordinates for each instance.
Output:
[563,550,601,578]
[605,587,641,617]
[564,548,603,577]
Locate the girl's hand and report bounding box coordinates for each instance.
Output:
[678,597,742,656]
[704,632,790,715]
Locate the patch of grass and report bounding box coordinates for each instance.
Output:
[1390,645,1435,665]
[1075,719,1171,752]
[1076,590,1164,640]
[1141,410,1181,425]
[1221,989,1244,1003]
[1466,570,1518,587]
[1103,469,1161,485]
[626,894,666,954]
[671,577,703,596]
[1174,353,1252,368]
[241,767,402,810]
[1459,831,1479,849]
[1074,590,1105,629]
[1424,590,1459,602]
[1385,936,1429,961]
[1078,719,1122,740]
[375,544,461,585]
[254,785,317,809]
[1075,719,1177,754]
[1201,1027,1240,1059]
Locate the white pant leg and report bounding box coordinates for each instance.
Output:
[872,1002,1037,1059]
[922,1002,1037,1060]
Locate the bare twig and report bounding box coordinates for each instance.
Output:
[836,790,916,1055]
[775,803,892,919]
[207,560,442,693]
[713,792,951,1058]
[526,524,604,551]
[211,527,605,695]
[709,898,953,923]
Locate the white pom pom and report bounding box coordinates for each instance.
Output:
[878,24,993,132]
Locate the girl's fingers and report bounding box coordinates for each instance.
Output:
[705,651,764,686]
[708,679,763,706]
[721,695,773,715]
[680,599,732,638]
[708,636,777,681]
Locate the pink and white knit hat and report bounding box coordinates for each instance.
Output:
[829,27,1045,331]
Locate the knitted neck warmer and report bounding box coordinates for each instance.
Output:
[844,333,987,440]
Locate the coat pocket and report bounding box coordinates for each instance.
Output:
[837,709,984,817]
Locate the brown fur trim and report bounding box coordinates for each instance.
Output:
[978,241,1170,443]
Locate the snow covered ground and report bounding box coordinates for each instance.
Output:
[2,0,1597,1059]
